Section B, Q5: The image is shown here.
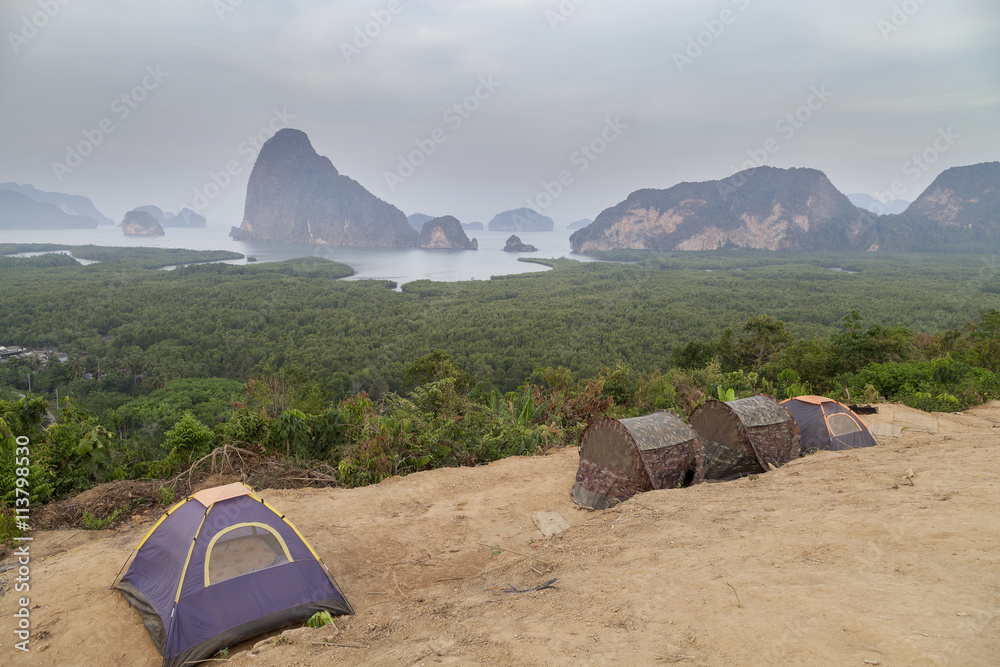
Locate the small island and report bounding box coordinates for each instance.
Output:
[503,235,538,252]
[419,216,478,250]
[122,209,165,236]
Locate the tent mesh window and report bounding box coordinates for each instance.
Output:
[826,411,862,437]
[206,523,292,585]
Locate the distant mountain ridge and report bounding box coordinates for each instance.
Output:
[0,182,114,226]
[571,162,1000,253]
[164,208,207,228]
[134,205,206,228]
[488,208,554,232]
[232,129,417,247]
[0,190,98,229]
[846,193,910,216]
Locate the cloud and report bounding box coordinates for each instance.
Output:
[0,0,997,224]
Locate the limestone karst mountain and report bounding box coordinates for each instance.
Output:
[232,129,418,247]
[570,166,875,253]
[571,162,1000,253]
[875,161,1000,251]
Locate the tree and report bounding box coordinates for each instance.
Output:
[272,408,309,458]
[737,315,793,372]
[831,312,912,373]
[403,351,472,394]
[971,309,1000,371]
[164,412,214,466]
[41,399,115,496]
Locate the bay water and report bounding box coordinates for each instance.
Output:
[1,226,597,285]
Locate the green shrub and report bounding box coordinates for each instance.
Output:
[82,508,124,530]
[164,412,215,465]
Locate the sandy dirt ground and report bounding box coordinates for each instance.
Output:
[1,401,998,666]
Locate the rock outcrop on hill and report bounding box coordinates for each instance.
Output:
[0,182,115,225]
[418,216,478,249]
[488,208,554,232]
[876,162,1000,250]
[0,190,99,228]
[503,235,538,252]
[570,166,876,253]
[232,129,418,247]
[122,209,165,236]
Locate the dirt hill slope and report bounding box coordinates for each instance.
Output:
[2,402,998,666]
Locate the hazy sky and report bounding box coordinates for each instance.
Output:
[1,0,998,227]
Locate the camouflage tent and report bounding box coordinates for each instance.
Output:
[689,394,801,480]
[572,411,704,510]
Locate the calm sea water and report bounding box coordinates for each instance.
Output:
[0,225,597,284]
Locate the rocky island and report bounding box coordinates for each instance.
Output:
[122,209,165,236]
[231,129,418,247]
[502,235,538,252]
[419,216,478,249]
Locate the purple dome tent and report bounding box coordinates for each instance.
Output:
[113,483,352,667]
